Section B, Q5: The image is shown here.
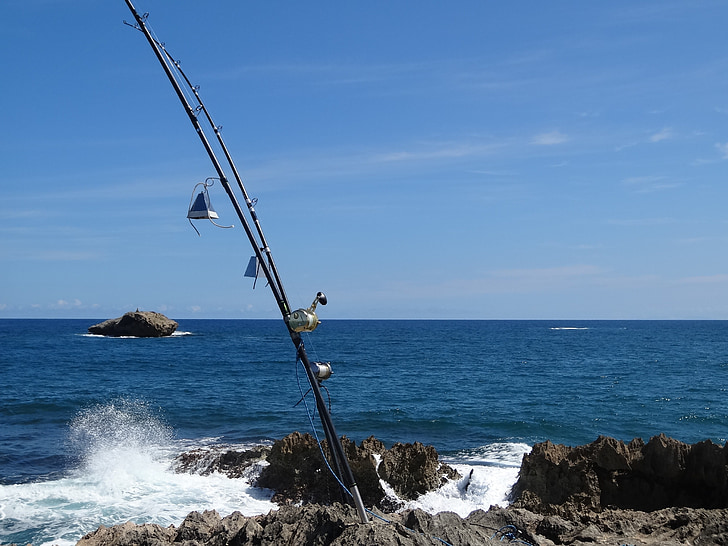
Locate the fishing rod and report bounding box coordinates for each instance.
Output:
[122,0,368,524]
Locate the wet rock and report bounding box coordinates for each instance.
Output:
[379,441,460,499]
[253,432,460,510]
[88,311,178,337]
[174,445,271,478]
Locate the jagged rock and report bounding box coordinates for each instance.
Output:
[174,445,271,478]
[76,520,176,546]
[76,504,728,546]
[88,311,178,337]
[77,434,728,546]
[511,433,728,516]
[76,504,496,546]
[378,440,460,499]
[253,432,459,510]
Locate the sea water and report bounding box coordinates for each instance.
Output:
[1,319,726,545]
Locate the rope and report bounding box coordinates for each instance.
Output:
[491,525,537,545]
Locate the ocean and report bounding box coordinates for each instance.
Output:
[1,319,726,545]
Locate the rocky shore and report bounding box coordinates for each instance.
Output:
[76,433,728,546]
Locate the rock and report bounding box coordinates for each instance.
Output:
[511,434,728,516]
[77,521,175,546]
[88,311,178,337]
[77,504,495,546]
[174,445,271,478]
[76,504,728,546]
[378,441,460,499]
[252,432,459,510]
[77,434,728,546]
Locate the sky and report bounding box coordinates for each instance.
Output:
[1,1,728,320]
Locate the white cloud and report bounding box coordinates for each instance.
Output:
[676,274,728,285]
[649,127,673,142]
[715,142,728,159]
[607,217,674,226]
[531,130,568,146]
[53,299,83,309]
[622,175,680,193]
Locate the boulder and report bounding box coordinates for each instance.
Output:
[175,445,271,478]
[175,432,460,511]
[511,433,728,516]
[253,432,459,510]
[88,311,178,337]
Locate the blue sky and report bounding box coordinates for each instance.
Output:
[2,1,727,319]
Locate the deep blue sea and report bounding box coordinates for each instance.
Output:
[1,319,727,545]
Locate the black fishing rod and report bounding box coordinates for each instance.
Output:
[122,0,368,524]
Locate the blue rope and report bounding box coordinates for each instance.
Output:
[491,525,536,545]
[293,356,454,546]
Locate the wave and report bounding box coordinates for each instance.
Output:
[400,442,531,517]
[80,331,194,338]
[0,400,275,546]
[0,400,530,545]
[549,327,589,330]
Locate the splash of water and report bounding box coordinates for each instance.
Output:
[0,399,275,546]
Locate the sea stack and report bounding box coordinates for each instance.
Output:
[88,311,178,338]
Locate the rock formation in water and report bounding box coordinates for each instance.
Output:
[76,434,728,546]
[176,432,459,511]
[88,311,178,337]
[510,433,728,516]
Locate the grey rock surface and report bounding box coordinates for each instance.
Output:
[88,311,178,337]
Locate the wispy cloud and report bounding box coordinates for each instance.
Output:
[52,299,83,309]
[607,217,674,226]
[531,130,568,146]
[649,127,673,142]
[622,175,680,193]
[455,264,604,295]
[715,142,728,159]
[676,274,728,285]
[373,142,503,163]
[492,264,602,280]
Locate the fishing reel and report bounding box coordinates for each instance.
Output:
[311,361,333,381]
[288,292,327,333]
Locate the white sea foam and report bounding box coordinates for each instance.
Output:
[0,400,529,544]
[81,331,193,338]
[0,400,276,546]
[404,442,531,517]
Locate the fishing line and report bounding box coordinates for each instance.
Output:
[124,0,368,524]
[294,355,455,546]
[295,355,346,486]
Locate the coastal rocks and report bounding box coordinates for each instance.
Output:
[254,432,459,509]
[510,433,728,516]
[77,504,501,546]
[75,434,728,546]
[378,440,460,499]
[180,432,460,510]
[175,445,271,478]
[88,311,178,337]
[75,505,728,546]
